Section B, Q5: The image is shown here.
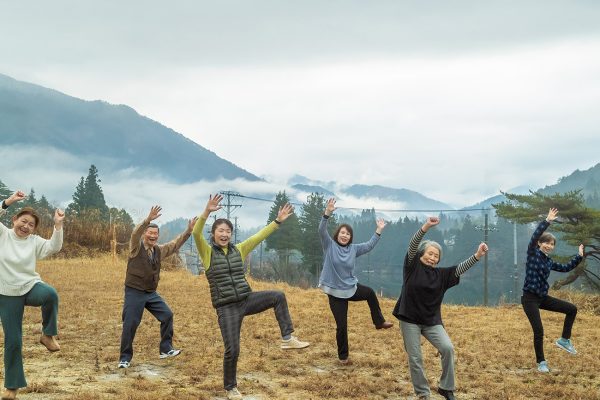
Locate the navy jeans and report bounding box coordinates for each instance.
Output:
[119,286,175,362]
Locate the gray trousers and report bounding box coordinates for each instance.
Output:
[216,290,294,390]
[400,321,455,397]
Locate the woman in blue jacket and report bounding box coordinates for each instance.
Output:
[318,198,392,365]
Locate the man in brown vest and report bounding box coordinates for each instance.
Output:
[118,205,196,368]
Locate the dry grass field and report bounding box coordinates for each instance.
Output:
[1,255,599,400]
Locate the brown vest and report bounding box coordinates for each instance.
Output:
[125,244,162,292]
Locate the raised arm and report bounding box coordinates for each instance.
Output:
[550,244,584,273]
[35,208,65,259]
[319,198,336,250]
[237,203,294,259]
[0,190,26,224]
[455,242,488,276]
[159,217,198,258]
[355,218,386,256]
[192,194,223,265]
[528,208,557,253]
[407,216,439,263]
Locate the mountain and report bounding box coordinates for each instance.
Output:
[0,73,260,183]
[538,163,600,196]
[342,184,454,210]
[291,184,335,197]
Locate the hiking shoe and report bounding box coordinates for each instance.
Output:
[226,387,243,400]
[160,349,182,359]
[117,360,130,369]
[1,389,17,400]
[40,335,60,352]
[555,338,577,355]
[437,387,455,400]
[537,360,550,373]
[280,336,310,350]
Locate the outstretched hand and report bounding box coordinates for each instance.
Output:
[187,217,199,234]
[276,203,294,223]
[475,242,489,260]
[54,209,65,230]
[147,205,162,222]
[6,190,26,206]
[546,208,559,222]
[205,194,223,214]
[422,216,440,231]
[325,198,336,216]
[579,244,584,257]
[375,218,386,234]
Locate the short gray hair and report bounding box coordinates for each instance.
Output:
[417,240,443,261]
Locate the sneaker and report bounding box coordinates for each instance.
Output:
[437,387,456,400]
[117,360,130,369]
[537,360,550,373]
[555,338,577,355]
[160,349,182,359]
[226,387,243,400]
[280,336,310,350]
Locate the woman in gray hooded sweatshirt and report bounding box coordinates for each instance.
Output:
[318,198,392,365]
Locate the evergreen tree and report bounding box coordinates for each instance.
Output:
[298,193,336,281]
[67,165,109,220]
[494,190,600,292]
[265,191,301,267]
[0,179,11,225]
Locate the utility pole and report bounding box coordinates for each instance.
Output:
[219,190,242,220]
[475,213,497,306]
[513,221,518,303]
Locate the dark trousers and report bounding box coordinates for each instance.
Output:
[119,286,174,362]
[0,282,59,389]
[216,290,294,390]
[521,291,577,363]
[327,283,385,361]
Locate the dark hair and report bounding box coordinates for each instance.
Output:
[14,207,40,228]
[333,223,353,246]
[145,223,160,233]
[212,218,233,235]
[539,232,556,245]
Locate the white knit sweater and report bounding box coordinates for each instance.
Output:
[0,208,63,296]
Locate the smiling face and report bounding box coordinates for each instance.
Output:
[12,213,37,238]
[212,221,233,247]
[419,245,441,267]
[538,239,555,255]
[143,226,160,247]
[336,227,352,246]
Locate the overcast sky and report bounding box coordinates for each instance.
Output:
[2,1,600,223]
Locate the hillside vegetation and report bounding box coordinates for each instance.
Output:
[1,255,599,400]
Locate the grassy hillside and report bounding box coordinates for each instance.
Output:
[2,255,599,400]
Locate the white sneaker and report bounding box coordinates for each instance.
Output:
[280,336,310,350]
[537,360,550,373]
[160,349,182,359]
[226,387,243,400]
[117,360,130,369]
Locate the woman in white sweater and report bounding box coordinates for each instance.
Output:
[0,190,64,400]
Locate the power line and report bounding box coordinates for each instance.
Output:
[229,192,490,213]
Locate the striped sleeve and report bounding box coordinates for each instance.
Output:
[407,228,426,263]
[455,255,479,277]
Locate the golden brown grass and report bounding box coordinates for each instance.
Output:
[1,254,599,399]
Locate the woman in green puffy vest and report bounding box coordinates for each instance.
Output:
[192,193,310,400]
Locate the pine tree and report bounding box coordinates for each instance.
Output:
[265,191,301,267]
[0,179,11,225]
[67,165,109,220]
[298,193,336,281]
